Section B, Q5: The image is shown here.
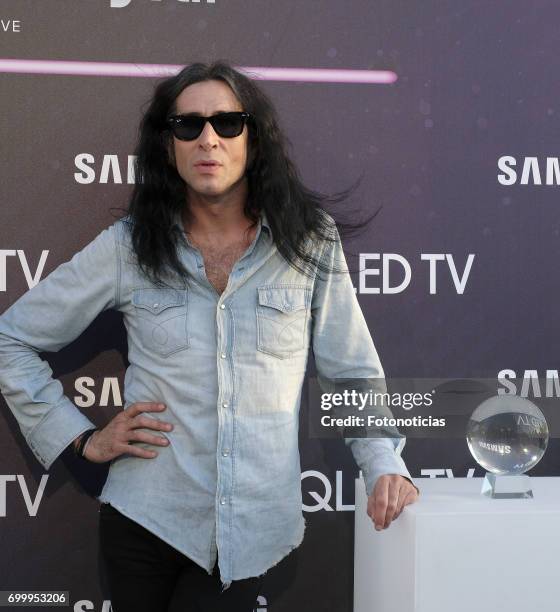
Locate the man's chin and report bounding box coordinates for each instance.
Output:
[188,185,231,200]
[186,174,247,200]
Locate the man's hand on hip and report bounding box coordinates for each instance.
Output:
[74,402,174,463]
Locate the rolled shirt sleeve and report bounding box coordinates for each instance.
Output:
[310,218,418,497]
[0,223,120,469]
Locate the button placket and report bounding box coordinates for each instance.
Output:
[215,294,234,566]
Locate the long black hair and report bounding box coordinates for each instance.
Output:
[117,60,378,287]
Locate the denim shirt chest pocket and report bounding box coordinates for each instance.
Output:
[132,286,189,357]
[256,285,311,359]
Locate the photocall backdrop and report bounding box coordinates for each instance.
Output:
[1,1,559,611]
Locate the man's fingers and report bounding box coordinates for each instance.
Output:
[391,483,408,521]
[402,489,417,507]
[121,443,159,459]
[371,481,388,529]
[372,478,395,530]
[128,430,171,447]
[391,487,419,521]
[380,479,400,529]
[126,402,166,417]
[125,404,174,432]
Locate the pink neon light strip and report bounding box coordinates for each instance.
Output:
[0,59,397,84]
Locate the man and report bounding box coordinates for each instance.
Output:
[0,61,418,611]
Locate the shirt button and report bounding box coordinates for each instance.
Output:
[220,498,227,505]
[222,402,229,408]
[153,303,159,308]
[222,449,230,456]
[220,353,226,359]
[220,304,226,309]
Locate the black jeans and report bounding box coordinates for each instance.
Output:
[98,503,264,612]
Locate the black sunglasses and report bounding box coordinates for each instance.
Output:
[165,111,251,141]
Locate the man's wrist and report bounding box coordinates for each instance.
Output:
[72,434,84,450]
[82,435,94,456]
[73,428,98,459]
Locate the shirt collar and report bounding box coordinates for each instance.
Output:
[259,209,272,239]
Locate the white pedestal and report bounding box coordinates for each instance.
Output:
[354,476,560,612]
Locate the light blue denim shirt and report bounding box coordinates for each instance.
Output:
[0,210,415,589]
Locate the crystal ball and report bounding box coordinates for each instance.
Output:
[466,395,548,475]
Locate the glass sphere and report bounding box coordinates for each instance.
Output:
[466,395,548,475]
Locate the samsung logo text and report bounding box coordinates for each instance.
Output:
[498,156,560,185]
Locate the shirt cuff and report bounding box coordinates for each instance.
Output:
[361,450,416,497]
[26,397,96,469]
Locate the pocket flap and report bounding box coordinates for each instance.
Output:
[132,287,187,314]
[257,286,310,313]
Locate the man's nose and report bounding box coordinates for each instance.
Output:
[198,121,219,148]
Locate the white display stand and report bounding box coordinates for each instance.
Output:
[354,476,560,612]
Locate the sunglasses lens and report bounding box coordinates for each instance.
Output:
[212,113,245,137]
[172,116,204,141]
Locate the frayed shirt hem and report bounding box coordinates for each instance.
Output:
[220,516,306,590]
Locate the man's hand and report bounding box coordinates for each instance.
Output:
[73,402,174,463]
[367,474,419,531]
